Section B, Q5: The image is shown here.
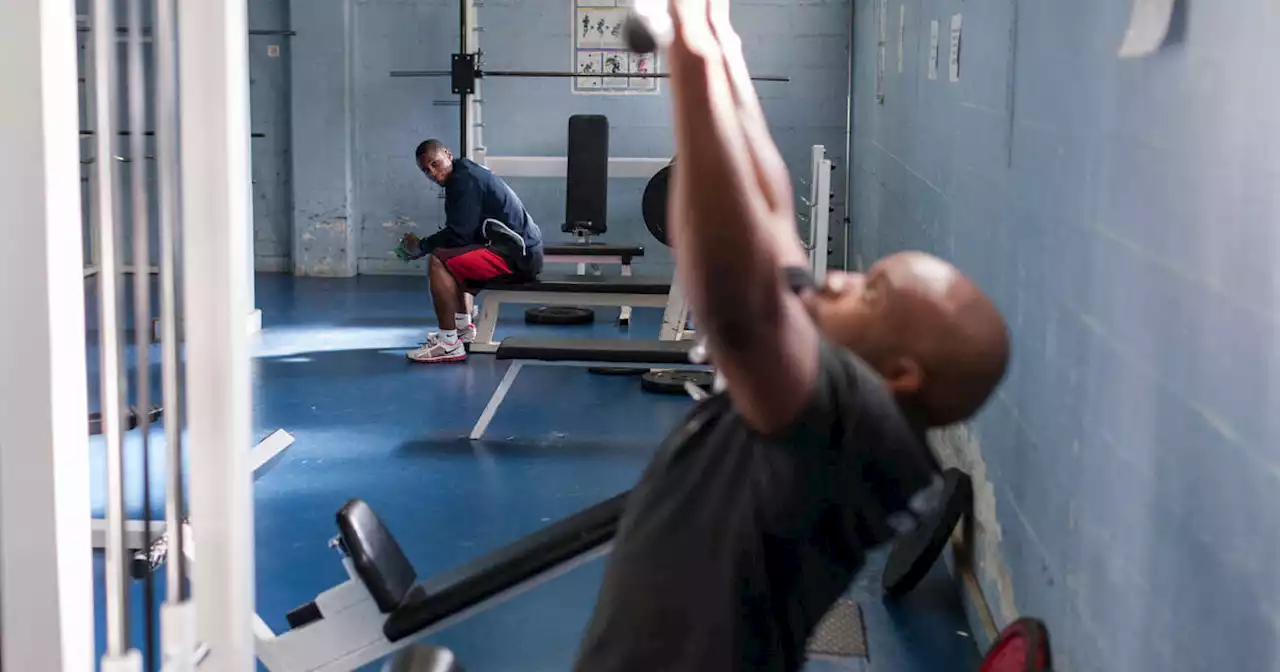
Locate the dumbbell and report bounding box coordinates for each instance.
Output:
[623,0,673,54]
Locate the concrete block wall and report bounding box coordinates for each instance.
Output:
[250,0,294,272]
[273,0,852,277]
[851,0,1280,669]
[290,0,362,276]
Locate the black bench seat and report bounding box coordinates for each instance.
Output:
[487,272,670,295]
[544,242,645,258]
[496,337,694,364]
[379,492,628,642]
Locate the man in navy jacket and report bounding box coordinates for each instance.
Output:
[400,139,543,363]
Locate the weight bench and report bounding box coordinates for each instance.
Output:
[543,243,643,270]
[471,274,682,354]
[254,486,1036,671]
[469,336,705,440]
[542,242,647,327]
[254,492,628,671]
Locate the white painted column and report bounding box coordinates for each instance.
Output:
[0,1,94,670]
[244,46,261,334]
[178,0,257,668]
[465,0,483,158]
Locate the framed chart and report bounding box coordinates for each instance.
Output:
[573,0,660,95]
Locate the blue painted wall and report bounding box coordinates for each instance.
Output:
[282,0,852,276]
[852,1,1280,669]
[250,0,294,272]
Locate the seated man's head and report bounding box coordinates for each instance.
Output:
[802,251,1010,427]
[415,139,453,185]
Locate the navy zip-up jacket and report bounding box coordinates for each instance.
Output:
[423,158,543,257]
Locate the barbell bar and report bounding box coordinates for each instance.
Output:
[77,25,295,36]
[80,131,267,138]
[390,68,789,82]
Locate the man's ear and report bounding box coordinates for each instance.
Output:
[881,357,923,395]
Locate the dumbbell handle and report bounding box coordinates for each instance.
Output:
[130,518,190,579]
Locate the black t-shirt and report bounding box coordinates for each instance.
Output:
[573,339,942,672]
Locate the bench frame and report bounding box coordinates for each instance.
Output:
[544,236,642,325]
[155,502,612,672]
[470,358,708,440]
[90,428,295,550]
[472,287,686,354]
[250,526,612,672]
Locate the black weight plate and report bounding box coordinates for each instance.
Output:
[588,366,650,376]
[524,306,595,325]
[882,468,973,598]
[640,369,713,395]
[89,405,164,435]
[642,163,673,247]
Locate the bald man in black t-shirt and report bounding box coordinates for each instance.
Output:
[571,2,1011,671]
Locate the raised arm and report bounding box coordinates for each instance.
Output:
[665,0,820,435]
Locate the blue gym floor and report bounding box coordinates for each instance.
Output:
[87,273,980,671]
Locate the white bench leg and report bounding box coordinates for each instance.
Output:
[619,263,633,327]
[470,362,523,440]
[659,276,689,341]
[472,295,502,354]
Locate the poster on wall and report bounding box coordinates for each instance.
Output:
[948,14,962,82]
[574,0,660,94]
[927,20,939,80]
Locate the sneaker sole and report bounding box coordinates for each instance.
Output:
[406,353,468,364]
[417,340,475,351]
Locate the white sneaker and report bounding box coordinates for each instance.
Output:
[422,323,476,347]
[406,335,467,363]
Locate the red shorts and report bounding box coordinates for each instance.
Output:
[433,245,515,288]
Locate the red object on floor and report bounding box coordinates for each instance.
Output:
[979,617,1053,672]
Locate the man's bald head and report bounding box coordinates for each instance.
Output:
[805,251,1010,427]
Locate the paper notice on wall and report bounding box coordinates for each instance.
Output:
[928,20,939,80]
[897,5,905,74]
[948,14,962,82]
[1118,0,1175,58]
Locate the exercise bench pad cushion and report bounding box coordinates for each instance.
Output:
[382,491,628,642]
[496,337,694,364]
[488,273,671,295]
[544,243,646,257]
[337,499,419,613]
[564,115,609,235]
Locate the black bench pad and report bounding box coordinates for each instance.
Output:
[496,337,694,364]
[544,243,645,257]
[336,500,419,613]
[486,273,670,295]
[383,491,628,642]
